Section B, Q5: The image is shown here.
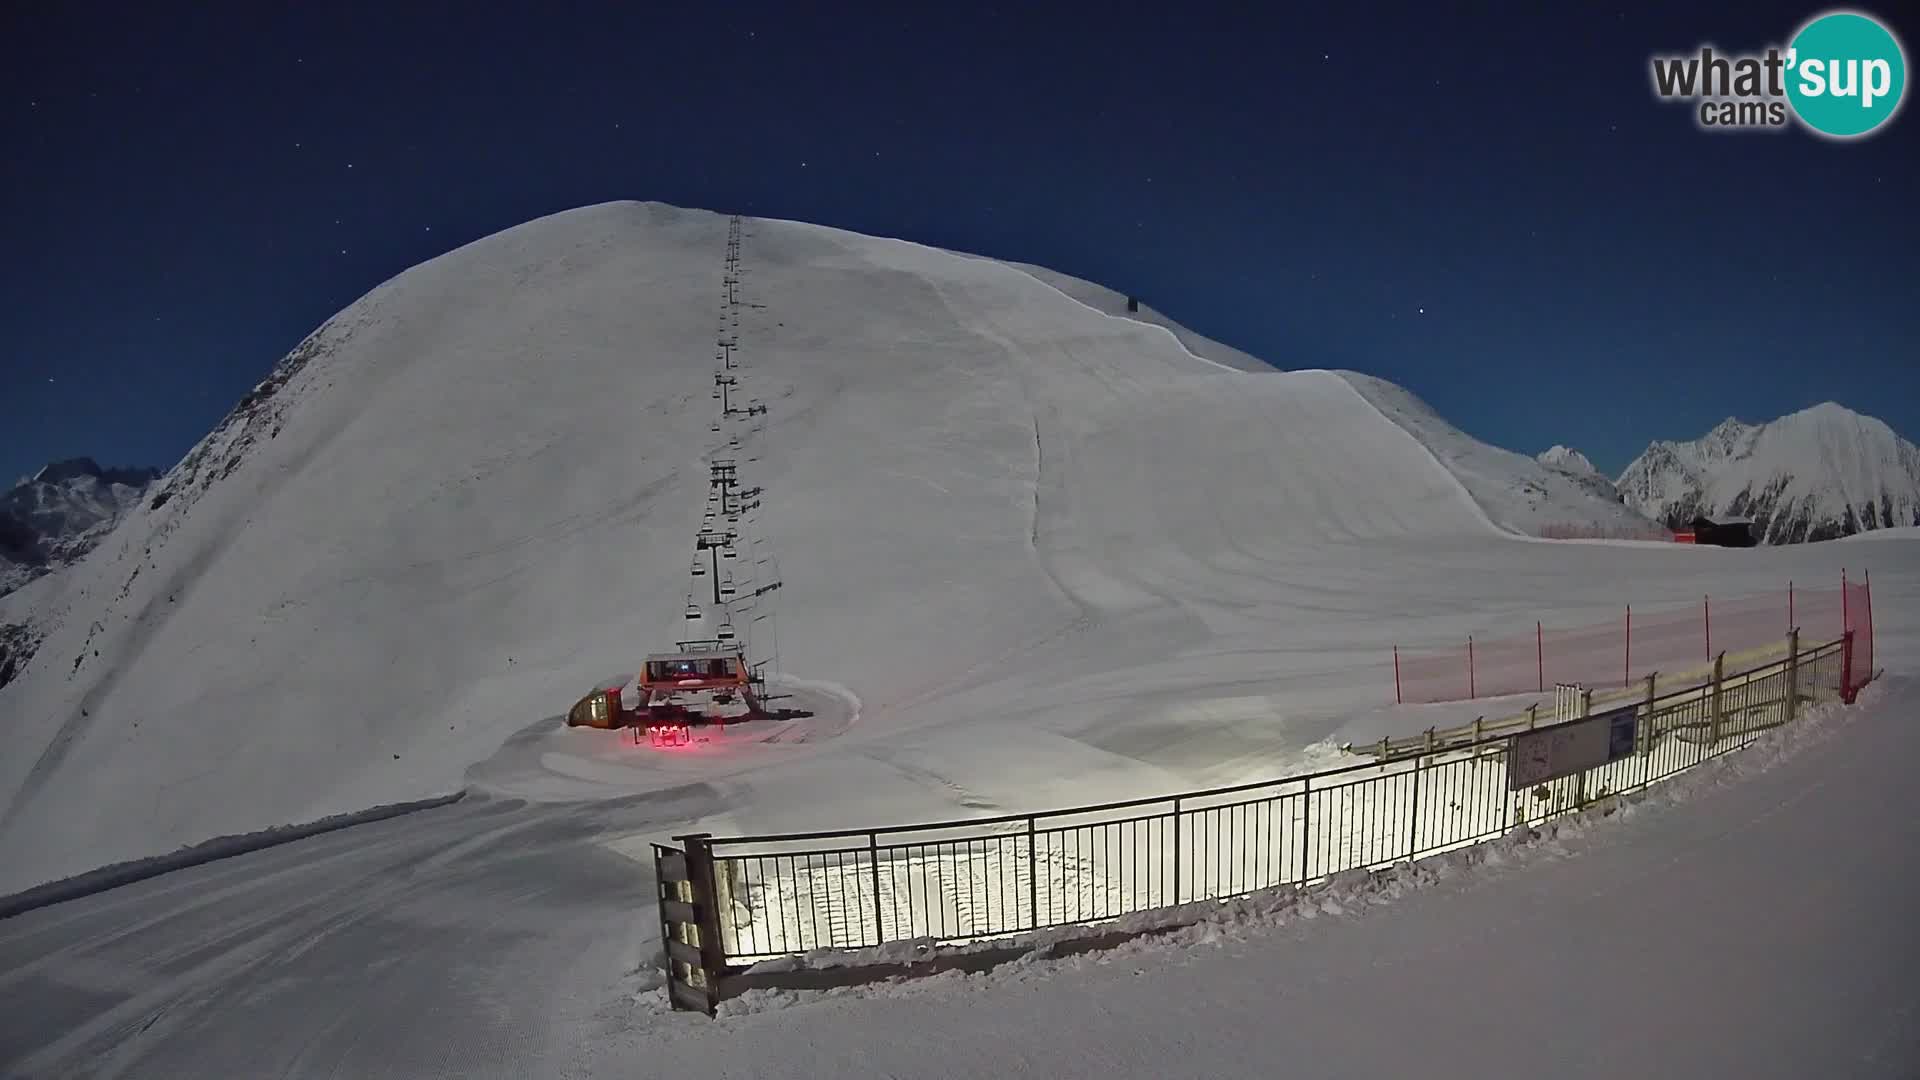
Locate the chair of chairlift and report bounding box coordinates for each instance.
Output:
[720,546,738,561]
[715,621,737,642]
[719,576,737,599]
[691,559,707,577]
[684,598,702,620]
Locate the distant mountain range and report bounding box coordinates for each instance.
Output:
[1,457,161,599]
[1544,403,1920,544]
[1536,445,1599,477]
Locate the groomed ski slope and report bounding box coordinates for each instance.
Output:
[0,202,1909,898]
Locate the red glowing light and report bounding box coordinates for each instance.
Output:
[647,723,692,748]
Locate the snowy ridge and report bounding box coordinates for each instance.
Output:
[1617,403,1920,543]
[1537,444,1600,477]
[1336,373,1655,537]
[1000,262,1275,373]
[0,459,160,600]
[981,261,1641,538]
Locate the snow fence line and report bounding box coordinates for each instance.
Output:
[0,790,467,921]
[652,636,1866,1013]
[717,680,1885,1016]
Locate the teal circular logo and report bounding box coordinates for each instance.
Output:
[1786,11,1907,138]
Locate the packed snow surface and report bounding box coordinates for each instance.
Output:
[3,677,1911,1077]
[0,202,1913,909]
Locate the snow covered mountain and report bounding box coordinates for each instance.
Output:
[0,458,160,599]
[1538,445,1600,477]
[1616,404,1920,543]
[0,202,1735,892]
[1336,377,1652,535]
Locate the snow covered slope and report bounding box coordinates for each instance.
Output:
[1336,374,1654,537]
[0,459,159,599]
[0,202,1511,890]
[1618,404,1920,543]
[0,202,1900,896]
[1537,444,1601,478]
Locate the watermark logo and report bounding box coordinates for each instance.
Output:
[1650,9,1906,139]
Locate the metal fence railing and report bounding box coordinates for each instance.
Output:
[655,631,1865,1011]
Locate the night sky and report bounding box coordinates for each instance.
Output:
[3,2,1914,486]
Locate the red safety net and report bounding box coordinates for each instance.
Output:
[1394,577,1861,704]
[1843,572,1875,697]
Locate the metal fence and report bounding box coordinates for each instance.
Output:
[662,634,1852,986]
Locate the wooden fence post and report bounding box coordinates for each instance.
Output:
[1624,605,1632,687]
[1704,594,1712,661]
[1580,688,1593,719]
[1784,628,1800,723]
[1709,653,1725,743]
[662,834,726,1015]
[1468,636,1476,700]
[1640,672,1657,754]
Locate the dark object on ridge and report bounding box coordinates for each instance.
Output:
[1691,515,1757,547]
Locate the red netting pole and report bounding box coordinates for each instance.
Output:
[1704,594,1712,661]
[1394,646,1402,705]
[1536,620,1544,693]
[1841,629,1856,703]
[1468,636,1476,700]
[1842,568,1850,638]
[1865,570,1875,681]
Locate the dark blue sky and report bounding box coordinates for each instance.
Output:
[3,2,1914,485]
